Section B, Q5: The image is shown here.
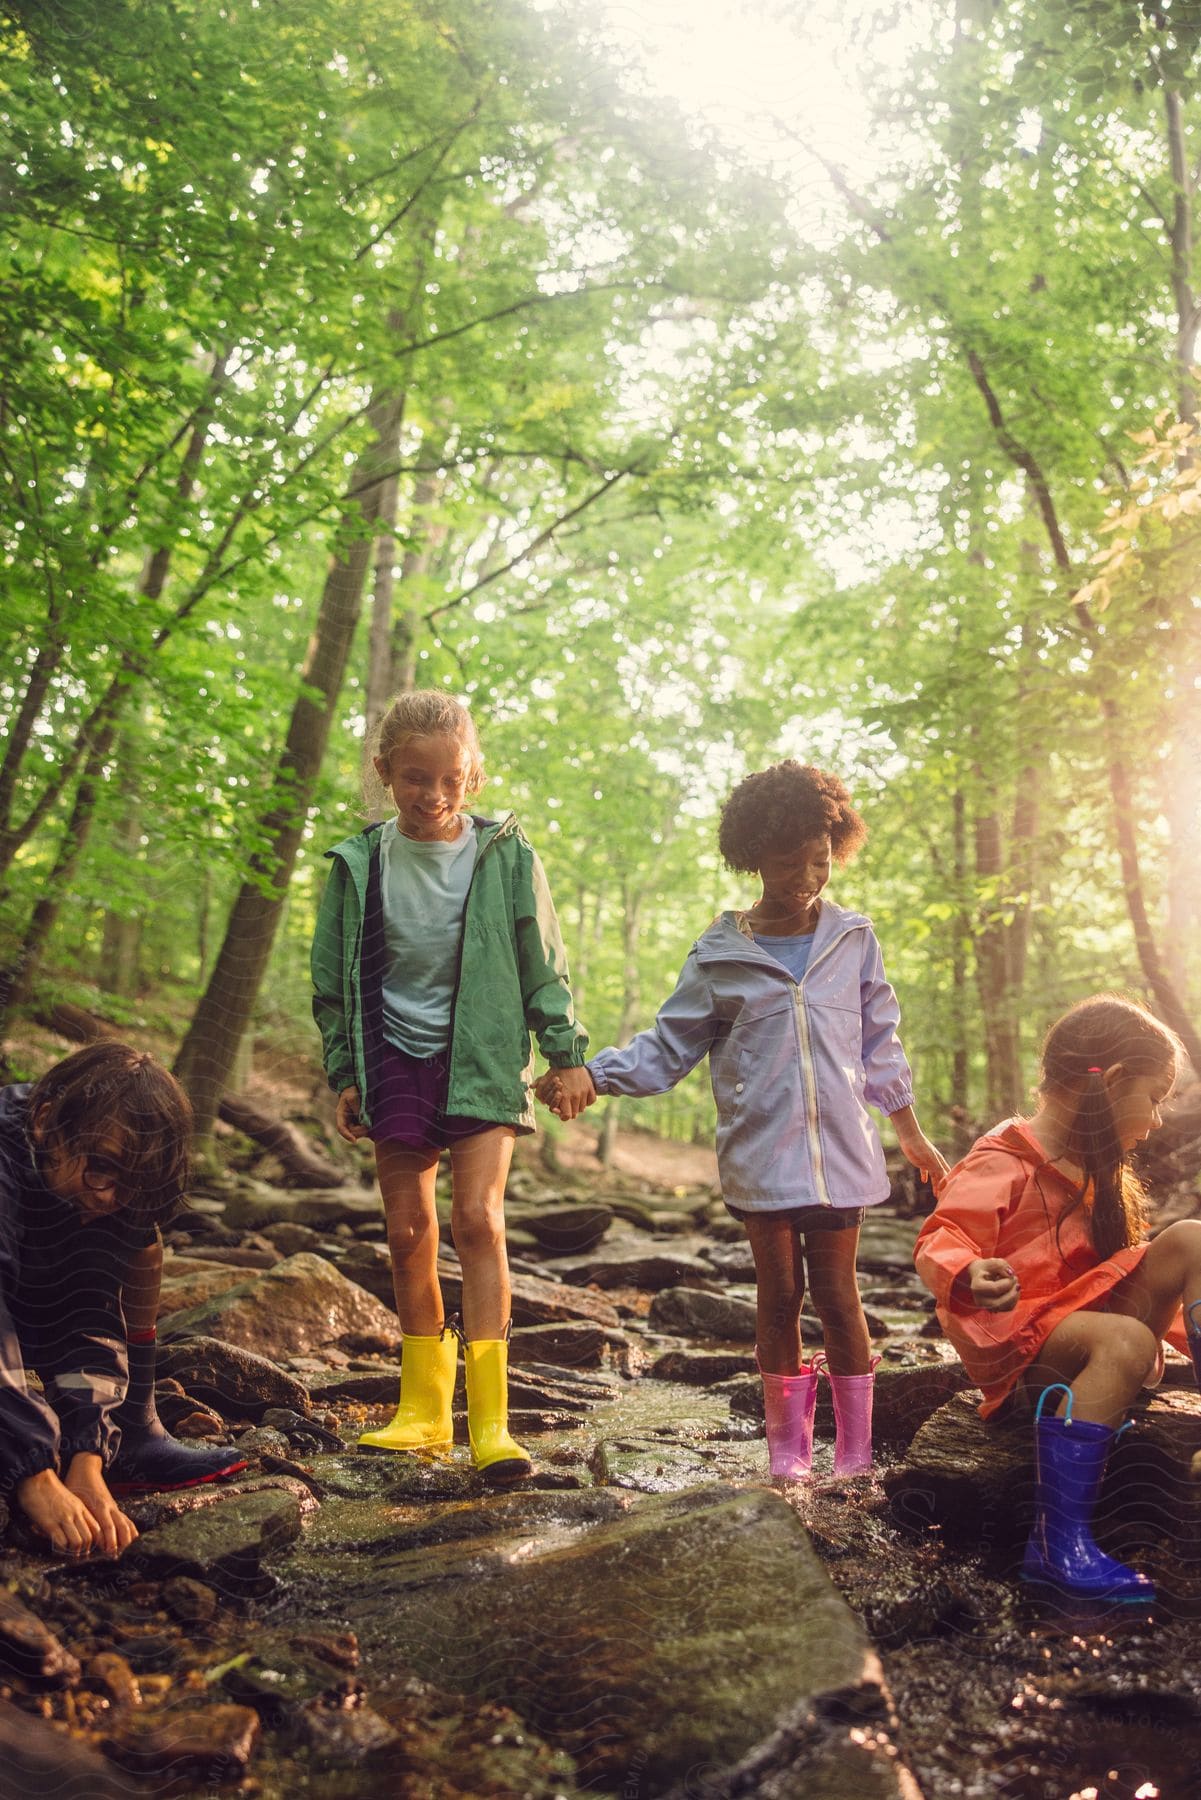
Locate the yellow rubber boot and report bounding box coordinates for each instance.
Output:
[464,1337,531,1482]
[358,1328,457,1453]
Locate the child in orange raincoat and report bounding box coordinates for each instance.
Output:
[915,993,1200,1605]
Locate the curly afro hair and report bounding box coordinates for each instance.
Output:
[717,761,868,874]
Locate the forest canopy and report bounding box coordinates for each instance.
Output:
[2,0,1200,1155]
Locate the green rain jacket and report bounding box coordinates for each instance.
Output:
[311,813,588,1132]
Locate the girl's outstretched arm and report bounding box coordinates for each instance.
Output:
[589,953,718,1099]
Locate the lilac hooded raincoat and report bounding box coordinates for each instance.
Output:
[587,901,914,1211]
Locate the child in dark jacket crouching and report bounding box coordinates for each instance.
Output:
[0,1042,244,1557]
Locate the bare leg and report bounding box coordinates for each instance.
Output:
[804,1226,871,1375]
[448,1126,517,1341]
[1019,1311,1160,1428]
[1105,1219,1201,1339]
[374,1139,443,1335]
[743,1212,806,1375]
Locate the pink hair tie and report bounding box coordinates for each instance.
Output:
[1087,1066,1103,1074]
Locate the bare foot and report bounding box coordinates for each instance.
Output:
[63,1454,138,1556]
[15,1468,104,1558]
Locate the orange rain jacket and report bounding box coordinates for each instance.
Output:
[914,1119,1187,1418]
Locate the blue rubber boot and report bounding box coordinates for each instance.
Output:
[1020,1384,1154,1605]
[1186,1299,1201,1389]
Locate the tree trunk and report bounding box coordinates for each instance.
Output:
[98,742,144,999]
[174,383,407,1152]
[1162,85,1201,998]
[0,717,118,1029]
[973,808,1023,1118]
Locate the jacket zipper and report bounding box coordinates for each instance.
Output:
[443,816,511,1096]
[789,926,864,1209]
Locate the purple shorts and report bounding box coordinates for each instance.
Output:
[370,1041,495,1151]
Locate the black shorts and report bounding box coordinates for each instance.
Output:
[726,1203,866,1233]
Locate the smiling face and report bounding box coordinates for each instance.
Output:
[374,731,473,841]
[753,832,833,930]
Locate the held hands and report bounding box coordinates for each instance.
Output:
[335,1085,370,1144]
[964,1257,1021,1313]
[534,1066,597,1122]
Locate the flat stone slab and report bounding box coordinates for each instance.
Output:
[652,1347,759,1385]
[554,1248,720,1291]
[285,1482,888,1790]
[126,1488,303,1596]
[648,1286,759,1340]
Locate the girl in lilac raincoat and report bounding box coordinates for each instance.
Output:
[538,762,947,1479]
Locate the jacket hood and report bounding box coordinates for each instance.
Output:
[694,898,873,968]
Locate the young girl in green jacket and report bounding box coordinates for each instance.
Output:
[311,691,590,1481]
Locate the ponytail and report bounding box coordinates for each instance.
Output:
[1060,1066,1143,1259]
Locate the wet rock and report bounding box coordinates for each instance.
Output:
[100,1702,260,1784]
[160,1252,403,1359]
[296,1482,888,1791]
[155,1335,313,1420]
[220,1186,380,1233]
[220,1642,362,1728]
[0,1696,134,1797]
[161,1576,218,1626]
[157,1257,250,1318]
[324,1239,395,1307]
[125,1487,304,1597]
[260,1220,323,1256]
[855,1214,922,1274]
[510,1320,609,1368]
[306,1487,630,1561]
[442,1261,623,1330]
[0,1589,80,1685]
[703,1242,756,1280]
[296,1700,400,1762]
[648,1286,759,1340]
[506,1200,614,1254]
[651,1348,758,1385]
[85,1652,141,1709]
[591,1435,722,1492]
[236,1426,293,1458]
[171,1242,281,1270]
[556,1248,720,1291]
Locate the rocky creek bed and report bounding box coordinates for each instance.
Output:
[4,1159,1201,1799]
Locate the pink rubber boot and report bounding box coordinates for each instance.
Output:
[818,1353,881,1476]
[757,1351,820,1478]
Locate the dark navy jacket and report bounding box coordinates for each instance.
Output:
[0,1085,151,1489]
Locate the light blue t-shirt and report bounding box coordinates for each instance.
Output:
[380,815,477,1057]
[753,931,814,984]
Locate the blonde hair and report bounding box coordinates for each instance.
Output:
[369,690,486,805]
